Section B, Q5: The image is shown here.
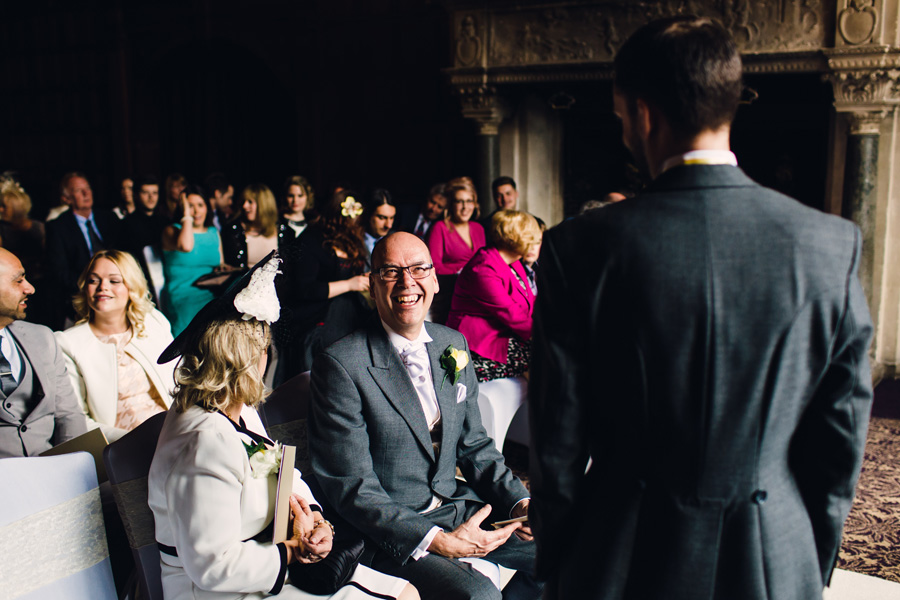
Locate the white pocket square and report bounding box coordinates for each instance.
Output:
[456,384,467,403]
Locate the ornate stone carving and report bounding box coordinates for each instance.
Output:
[477,1,828,69]
[455,85,507,136]
[825,48,900,113]
[455,14,482,68]
[845,109,889,134]
[837,0,879,46]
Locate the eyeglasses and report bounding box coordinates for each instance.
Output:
[377,264,434,281]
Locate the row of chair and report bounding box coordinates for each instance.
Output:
[1,370,529,600]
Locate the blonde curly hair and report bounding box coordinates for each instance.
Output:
[73,250,155,338]
[172,319,270,414]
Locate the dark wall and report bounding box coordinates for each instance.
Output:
[0,0,476,217]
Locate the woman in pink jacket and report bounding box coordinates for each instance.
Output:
[446,210,543,381]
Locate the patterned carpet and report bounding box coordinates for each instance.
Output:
[508,381,900,583]
[837,380,900,583]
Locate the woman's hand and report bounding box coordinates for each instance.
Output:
[290,495,316,540]
[347,274,370,293]
[180,193,192,225]
[289,496,333,563]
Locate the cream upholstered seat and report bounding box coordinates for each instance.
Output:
[0,452,117,600]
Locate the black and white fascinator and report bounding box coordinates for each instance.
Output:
[158,251,282,364]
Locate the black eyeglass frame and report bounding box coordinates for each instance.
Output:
[376,263,435,281]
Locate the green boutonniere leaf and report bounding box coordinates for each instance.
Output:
[243,439,266,459]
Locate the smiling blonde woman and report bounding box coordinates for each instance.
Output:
[55,249,176,442]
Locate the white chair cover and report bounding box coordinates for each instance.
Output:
[0,452,116,600]
[476,376,528,453]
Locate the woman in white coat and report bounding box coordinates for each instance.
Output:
[56,249,176,442]
[148,254,417,600]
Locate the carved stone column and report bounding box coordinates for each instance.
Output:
[825,50,900,309]
[456,85,507,215]
[841,110,887,307]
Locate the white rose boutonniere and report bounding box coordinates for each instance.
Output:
[439,345,469,389]
[244,440,283,479]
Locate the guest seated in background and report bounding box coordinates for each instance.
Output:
[148,260,416,600]
[0,174,48,326]
[425,176,484,324]
[479,176,519,230]
[161,185,222,335]
[222,183,294,268]
[55,250,175,443]
[397,183,446,240]
[447,210,540,382]
[275,190,371,381]
[520,217,545,297]
[46,171,121,329]
[280,175,315,239]
[123,175,168,305]
[362,188,396,256]
[204,172,235,231]
[0,248,86,457]
[113,176,135,219]
[163,173,187,220]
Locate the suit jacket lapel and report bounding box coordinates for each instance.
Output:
[425,324,458,459]
[366,323,436,460]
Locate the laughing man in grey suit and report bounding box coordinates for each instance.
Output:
[310,232,542,600]
[529,17,874,600]
[0,248,86,457]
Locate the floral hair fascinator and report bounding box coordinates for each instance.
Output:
[341,196,364,219]
[158,251,283,364]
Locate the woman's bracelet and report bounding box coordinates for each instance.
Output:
[180,215,192,222]
[313,519,335,536]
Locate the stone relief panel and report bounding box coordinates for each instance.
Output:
[837,0,879,46]
[473,0,830,68]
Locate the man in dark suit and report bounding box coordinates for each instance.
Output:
[397,183,448,240]
[46,172,120,328]
[0,248,85,457]
[529,17,873,600]
[310,232,542,600]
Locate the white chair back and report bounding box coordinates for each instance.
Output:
[0,452,117,600]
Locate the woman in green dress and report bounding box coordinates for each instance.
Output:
[161,184,223,335]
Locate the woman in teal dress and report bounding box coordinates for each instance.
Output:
[161,184,223,335]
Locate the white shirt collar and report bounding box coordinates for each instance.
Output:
[381,320,433,352]
[660,150,738,174]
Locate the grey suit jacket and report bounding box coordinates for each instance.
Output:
[529,165,873,600]
[310,320,528,564]
[0,320,86,457]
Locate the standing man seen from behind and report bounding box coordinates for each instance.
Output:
[310,231,542,600]
[0,248,85,457]
[46,172,120,329]
[529,17,873,600]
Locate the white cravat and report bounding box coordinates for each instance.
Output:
[383,321,441,431]
[399,343,441,430]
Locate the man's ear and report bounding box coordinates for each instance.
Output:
[635,98,654,141]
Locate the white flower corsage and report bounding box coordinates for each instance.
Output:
[340,196,364,219]
[234,254,281,323]
[245,440,283,479]
[439,345,469,389]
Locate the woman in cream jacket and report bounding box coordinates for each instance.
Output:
[55,250,176,442]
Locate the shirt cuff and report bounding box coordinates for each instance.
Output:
[270,542,288,595]
[510,497,530,518]
[410,526,443,561]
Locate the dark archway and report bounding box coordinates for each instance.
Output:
[134,38,302,192]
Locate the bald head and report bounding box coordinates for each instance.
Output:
[0,248,34,328]
[369,231,438,340]
[371,232,432,271]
